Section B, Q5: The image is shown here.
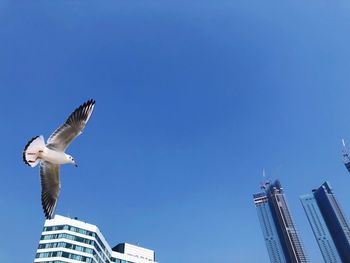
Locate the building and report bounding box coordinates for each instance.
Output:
[34,215,157,263]
[253,180,309,263]
[301,182,350,263]
[341,139,350,174]
[300,193,341,263]
[253,192,286,263]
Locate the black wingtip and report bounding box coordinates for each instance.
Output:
[22,135,39,166]
[74,99,95,115]
[86,99,95,106]
[42,196,53,220]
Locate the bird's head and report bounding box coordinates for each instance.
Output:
[67,154,78,167]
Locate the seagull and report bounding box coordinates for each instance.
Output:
[23,99,95,219]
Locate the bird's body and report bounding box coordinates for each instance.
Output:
[39,147,73,165]
[23,99,95,219]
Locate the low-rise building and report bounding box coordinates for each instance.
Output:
[34,215,157,263]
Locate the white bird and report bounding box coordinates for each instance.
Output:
[23,99,95,219]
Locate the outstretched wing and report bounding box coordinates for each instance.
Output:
[40,161,60,219]
[46,99,95,152]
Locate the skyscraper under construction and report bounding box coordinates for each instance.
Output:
[301,182,350,263]
[341,139,350,174]
[253,180,309,263]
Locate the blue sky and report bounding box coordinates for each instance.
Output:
[1,0,350,262]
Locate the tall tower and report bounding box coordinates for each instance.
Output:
[341,139,350,173]
[253,188,287,263]
[253,180,309,263]
[301,182,350,263]
[300,192,341,262]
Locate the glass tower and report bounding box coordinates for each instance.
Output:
[254,192,287,263]
[253,180,309,263]
[300,193,341,263]
[301,182,350,263]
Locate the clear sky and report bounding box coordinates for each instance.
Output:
[1,0,350,262]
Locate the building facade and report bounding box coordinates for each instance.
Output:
[253,180,309,263]
[300,193,341,263]
[301,182,350,263]
[253,192,286,263]
[34,215,157,263]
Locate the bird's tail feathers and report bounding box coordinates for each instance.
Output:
[23,135,45,167]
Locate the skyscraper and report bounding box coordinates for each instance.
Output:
[301,182,350,263]
[341,139,350,174]
[34,215,157,263]
[253,180,309,263]
[253,192,286,263]
[300,193,341,263]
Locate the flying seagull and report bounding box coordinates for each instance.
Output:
[23,99,95,219]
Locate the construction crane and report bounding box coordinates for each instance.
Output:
[260,168,271,190]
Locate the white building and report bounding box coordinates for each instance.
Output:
[34,215,157,263]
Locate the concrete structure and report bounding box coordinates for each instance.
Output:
[34,215,157,263]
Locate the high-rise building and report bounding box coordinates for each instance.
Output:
[34,215,157,263]
[341,139,350,174]
[253,180,309,263]
[300,193,341,263]
[253,192,286,263]
[301,182,350,263]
